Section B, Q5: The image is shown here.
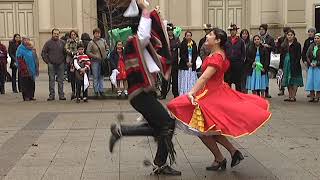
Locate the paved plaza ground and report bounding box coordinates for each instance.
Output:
[0,73,320,180]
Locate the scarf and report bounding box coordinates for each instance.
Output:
[16,44,36,79]
[313,45,318,59]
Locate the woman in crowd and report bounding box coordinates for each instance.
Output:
[8,34,21,93]
[240,29,251,93]
[109,41,128,97]
[86,28,109,97]
[168,28,271,171]
[65,30,79,100]
[80,33,92,53]
[305,33,320,102]
[178,31,198,95]
[279,29,303,102]
[245,35,269,97]
[16,37,39,101]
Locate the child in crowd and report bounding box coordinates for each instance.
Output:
[110,41,128,97]
[73,43,91,103]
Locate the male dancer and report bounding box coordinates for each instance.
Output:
[108,0,181,176]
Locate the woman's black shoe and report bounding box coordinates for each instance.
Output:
[231,150,244,168]
[109,124,121,153]
[206,159,227,171]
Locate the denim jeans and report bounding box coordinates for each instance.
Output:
[91,61,104,93]
[48,63,65,98]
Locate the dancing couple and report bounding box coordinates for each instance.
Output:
[108,0,271,176]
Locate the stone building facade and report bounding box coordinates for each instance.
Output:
[0,0,319,68]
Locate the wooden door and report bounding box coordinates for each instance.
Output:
[205,0,245,30]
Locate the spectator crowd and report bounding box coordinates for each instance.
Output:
[0,21,319,103]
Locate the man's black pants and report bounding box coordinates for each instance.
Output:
[120,92,176,166]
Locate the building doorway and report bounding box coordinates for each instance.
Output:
[316,5,320,32]
[205,0,246,30]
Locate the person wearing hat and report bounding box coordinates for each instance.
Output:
[109,0,181,176]
[302,28,316,66]
[198,24,213,55]
[259,24,275,98]
[198,24,213,77]
[159,23,181,99]
[225,24,246,92]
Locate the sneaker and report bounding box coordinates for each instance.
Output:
[47,97,55,101]
[83,97,88,102]
[59,97,67,101]
[117,90,122,97]
[124,90,128,97]
[100,92,106,97]
[76,98,80,103]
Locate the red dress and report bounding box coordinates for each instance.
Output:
[116,54,127,81]
[167,53,271,138]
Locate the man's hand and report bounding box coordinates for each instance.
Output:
[263,44,271,48]
[80,68,86,74]
[252,62,256,68]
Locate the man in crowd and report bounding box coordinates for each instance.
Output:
[41,28,67,101]
[225,24,246,92]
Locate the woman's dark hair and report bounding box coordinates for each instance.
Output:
[12,34,21,41]
[184,31,192,37]
[252,35,262,46]
[113,40,123,51]
[283,27,291,34]
[81,33,91,41]
[281,29,297,51]
[252,34,261,41]
[211,28,227,49]
[69,30,78,38]
[287,29,296,36]
[240,29,250,39]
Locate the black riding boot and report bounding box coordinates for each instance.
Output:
[109,123,154,153]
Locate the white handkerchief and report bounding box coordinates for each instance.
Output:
[144,50,160,73]
[84,73,89,90]
[124,0,139,17]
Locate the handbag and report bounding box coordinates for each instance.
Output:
[276,69,283,90]
[92,40,111,76]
